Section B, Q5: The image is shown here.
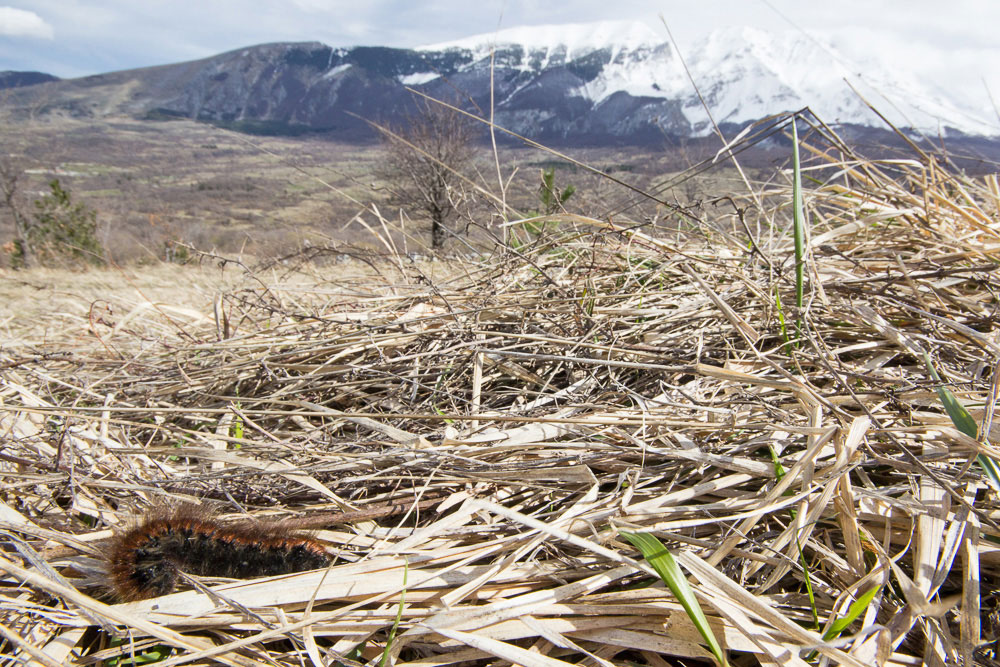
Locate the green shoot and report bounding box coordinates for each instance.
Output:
[803,583,882,661]
[522,167,577,238]
[774,285,790,351]
[621,531,728,667]
[766,444,787,481]
[229,414,243,441]
[797,537,819,630]
[379,559,408,667]
[229,390,243,446]
[823,585,881,642]
[766,444,796,521]
[104,639,171,666]
[923,352,1000,491]
[538,167,575,214]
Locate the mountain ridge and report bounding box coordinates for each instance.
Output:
[2,22,997,144]
[0,70,60,89]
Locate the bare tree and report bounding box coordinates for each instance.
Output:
[376,98,478,249]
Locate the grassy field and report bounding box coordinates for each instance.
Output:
[0,117,386,263]
[1,114,1000,666]
[0,115,756,265]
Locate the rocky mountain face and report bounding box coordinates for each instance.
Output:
[4,21,996,145]
[134,34,691,143]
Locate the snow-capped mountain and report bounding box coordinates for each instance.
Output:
[415,21,998,137]
[678,26,996,137]
[421,21,679,103]
[5,20,997,142]
[420,20,668,69]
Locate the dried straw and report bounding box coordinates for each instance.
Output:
[1,125,999,666]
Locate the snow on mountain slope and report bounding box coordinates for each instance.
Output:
[419,20,664,66]
[676,27,872,134]
[676,27,997,136]
[418,21,999,137]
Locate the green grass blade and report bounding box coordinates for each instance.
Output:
[796,538,819,630]
[766,444,786,481]
[923,352,1000,491]
[924,352,978,437]
[977,454,1000,493]
[823,585,881,641]
[104,639,171,666]
[773,285,790,352]
[379,559,408,667]
[621,531,728,667]
[229,415,243,440]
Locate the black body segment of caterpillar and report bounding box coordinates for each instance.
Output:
[106,506,331,601]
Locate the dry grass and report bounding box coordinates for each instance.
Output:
[1,122,1000,666]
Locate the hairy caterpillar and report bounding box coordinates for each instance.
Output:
[106,505,331,601]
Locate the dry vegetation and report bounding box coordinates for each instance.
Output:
[0,117,384,264]
[1,117,1000,667]
[0,116,758,267]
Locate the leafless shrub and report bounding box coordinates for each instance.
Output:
[375,97,478,249]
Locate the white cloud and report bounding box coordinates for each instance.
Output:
[0,7,54,39]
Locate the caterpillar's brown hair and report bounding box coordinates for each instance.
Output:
[106,505,330,601]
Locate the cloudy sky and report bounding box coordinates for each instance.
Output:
[1,0,998,125]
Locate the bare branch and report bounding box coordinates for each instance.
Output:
[375,97,478,249]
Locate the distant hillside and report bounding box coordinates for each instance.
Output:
[0,70,59,89]
[1,22,997,146]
